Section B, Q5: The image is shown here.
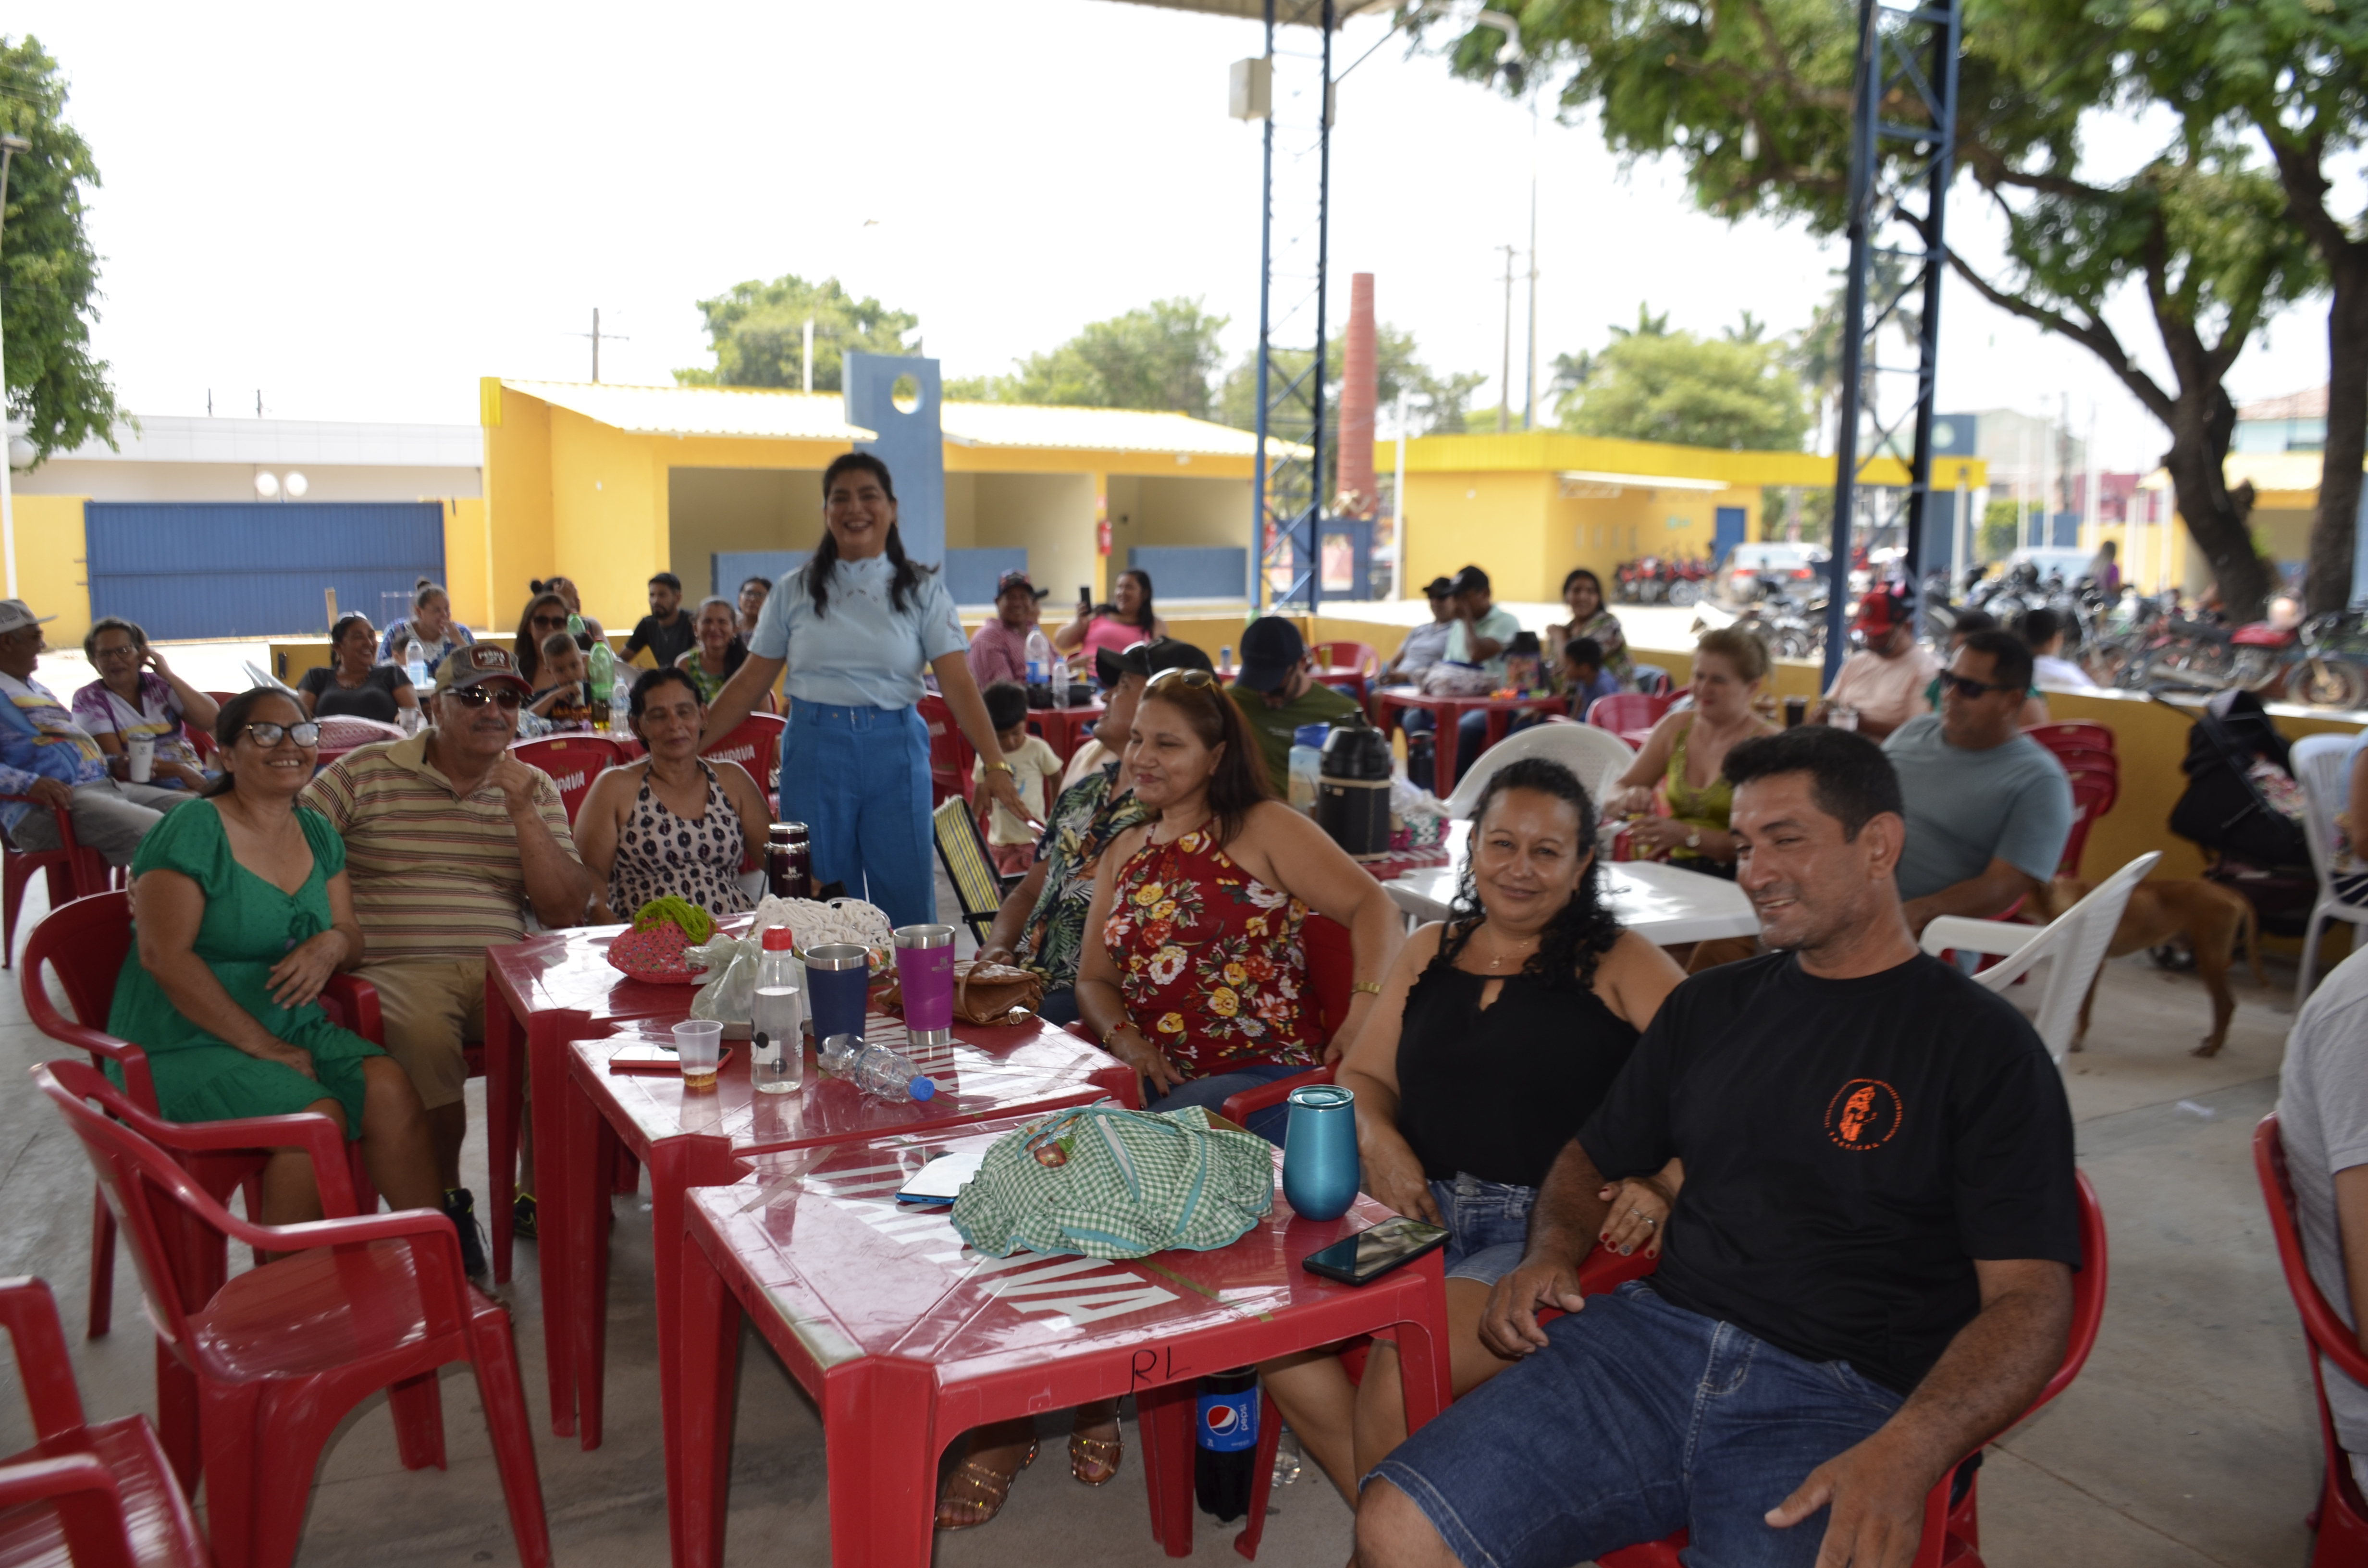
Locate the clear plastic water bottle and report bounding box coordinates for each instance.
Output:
[1220,645,1233,679]
[1024,626,1053,687]
[403,634,431,693]
[750,928,804,1095]
[817,1032,937,1102]
[1050,655,1070,708]
[609,677,633,736]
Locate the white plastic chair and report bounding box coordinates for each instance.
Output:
[1918,851,2162,1064]
[2293,732,2368,1006]
[1443,719,1636,819]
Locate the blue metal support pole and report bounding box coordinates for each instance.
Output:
[1822,0,1879,686]
[1250,0,1278,613]
[1306,0,1333,616]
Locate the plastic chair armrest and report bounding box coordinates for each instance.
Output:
[0,1453,136,1568]
[1916,916,2042,960]
[0,794,80,845]
[321,973,383,1044]
[1221,1066,1333,1125]
[0,1279,87,1439]
[143,1109,359,1218]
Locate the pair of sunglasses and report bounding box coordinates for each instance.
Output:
[531,614,568,629]
[243,721,321,748]
[1940,672,2015,700]
[1147,667,1219,694]
[445,686,524,710]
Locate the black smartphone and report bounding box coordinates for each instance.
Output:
[1077,586,1093,612]
[1301,1216,1451,1286]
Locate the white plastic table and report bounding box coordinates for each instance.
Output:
[1382,821,1759,944]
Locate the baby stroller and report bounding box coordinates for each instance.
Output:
[2161,688,2318,938]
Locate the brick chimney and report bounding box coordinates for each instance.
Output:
[1338,273,1378,518]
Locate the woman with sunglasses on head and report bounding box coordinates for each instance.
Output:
[104,688,444,1227]
[579,667,768,922]
[1259,758,1686,1505]
[696,453,1034,928]
[1076,665,1405,1138]
[300,613,421,724]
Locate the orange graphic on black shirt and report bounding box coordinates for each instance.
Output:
[1825,1079,1902,1150]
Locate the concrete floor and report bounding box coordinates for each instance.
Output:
[0,865,2339,1567]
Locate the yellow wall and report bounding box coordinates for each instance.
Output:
[439,497,491,630]
[15,495,89,643]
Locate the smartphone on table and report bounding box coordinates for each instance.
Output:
[1301,1215,1451,1286]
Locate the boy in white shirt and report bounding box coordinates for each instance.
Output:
[973,681,1065,874]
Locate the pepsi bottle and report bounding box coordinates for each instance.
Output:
[1194,1367,1259,1522]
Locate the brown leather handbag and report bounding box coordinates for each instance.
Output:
[879,960,1046,1026]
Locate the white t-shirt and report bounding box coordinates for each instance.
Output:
[973,734,1064,845]
[2277,945,2368,1455]
[2032,653,2097,692]
[1825,645,1940,735]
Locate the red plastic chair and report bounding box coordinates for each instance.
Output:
[700,711,785,803]
[34,1060,551,1568]
[507,735,622,825]
[1585,692,1679,741]
[2257,1113,2368,1565]
[0,1275,209,1568]
[2057,769,2118,878]
[1,793,110,972]
[2026,721,2116,758]
[1600,1170,2108,1568]
[919,693,976,807]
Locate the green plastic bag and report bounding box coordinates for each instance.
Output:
[950,1105,1275,1261]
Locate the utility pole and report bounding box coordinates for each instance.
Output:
[1497,244,1517,434]
[802,317,815,393]
[569,308,629,382]
[1524,98,1540,431]
[0,132,25,599]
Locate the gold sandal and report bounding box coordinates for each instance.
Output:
[936,1439,1036,1531]
[1069,1426,1124,1486]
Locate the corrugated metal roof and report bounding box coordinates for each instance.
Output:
[503,381,876,442]
[938,401,1272,457]
[2237,385,2328,422]
[52,416,482,468]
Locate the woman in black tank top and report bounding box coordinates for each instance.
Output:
[1260,757,1687,1505]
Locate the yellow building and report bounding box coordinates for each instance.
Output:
[2104,453,2357,597]
[1396,430,1982,602]
[479,379,1278,634]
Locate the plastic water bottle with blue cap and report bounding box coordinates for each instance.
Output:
[403,634,431,694]
[817,1032,937,1103]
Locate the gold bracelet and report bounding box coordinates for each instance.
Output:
[1351,980,1383,996]
[1101,1020,1132,1048]
[986,759,1015,775]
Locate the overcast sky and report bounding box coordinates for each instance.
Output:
[19,0,2338,473]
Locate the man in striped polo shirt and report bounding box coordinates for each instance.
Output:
[302,644,594,1279]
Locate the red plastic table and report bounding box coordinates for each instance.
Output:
[1026,702,1107,762]
[1372,687,1569,797]
[670,1120,1454,1568]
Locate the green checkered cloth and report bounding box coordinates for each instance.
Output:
[950,1106,1275,1260]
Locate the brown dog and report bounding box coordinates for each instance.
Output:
[2028,876,2261,1057]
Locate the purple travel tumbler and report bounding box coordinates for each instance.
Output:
[894,923,957,1050]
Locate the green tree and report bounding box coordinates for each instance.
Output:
[948,297,1229,417]
[1559,323,1812,451]
[673,274,915,392]
[1431,0,2315,617]
[1981,497,2035,561]
[1,37,121,466]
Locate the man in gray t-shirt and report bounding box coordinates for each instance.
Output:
[2276,945,2368,1494]
[1882,631,2073,935]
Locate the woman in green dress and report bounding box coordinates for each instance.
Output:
[107,688,443,1226]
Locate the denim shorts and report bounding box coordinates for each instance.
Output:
[1429,1173,1536,1286]
[1369,1283,1904,1568]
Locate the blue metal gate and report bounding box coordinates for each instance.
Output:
[84,502,445,641]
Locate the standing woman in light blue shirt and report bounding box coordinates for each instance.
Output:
[700,453,1032,927]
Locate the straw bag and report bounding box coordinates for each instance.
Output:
[951,1105,1275,1260]
[878,960,1045,1025]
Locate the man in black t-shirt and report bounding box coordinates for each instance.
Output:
[1359,726,2081,1568]
[621,571,695,670]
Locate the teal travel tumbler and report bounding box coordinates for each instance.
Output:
[1282,1084,1359,1221]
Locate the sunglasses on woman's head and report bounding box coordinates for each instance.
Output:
[445,686,525,710]
[243,721,321,748]
[1146,667,1218,694]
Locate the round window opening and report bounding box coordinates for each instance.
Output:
[891,373,923,415]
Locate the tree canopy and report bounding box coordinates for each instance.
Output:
[673,274,916,392]
[1559,320,1812,452]
[946,297,1229,418]
[1,37,121,466]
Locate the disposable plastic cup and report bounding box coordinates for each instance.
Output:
[804,944,872,1042]
[673,1020,723,1089]
[893,924,957,1049]
[125,734,155,783]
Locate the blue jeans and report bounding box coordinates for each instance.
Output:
[1144,1061,1310,1146]
[780,700,936,930]
[1428,1173,1536,1286]
[1037,987,1080,1026]
[1370,1283,1904,1568]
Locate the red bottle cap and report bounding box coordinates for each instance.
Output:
[762,926,796,952]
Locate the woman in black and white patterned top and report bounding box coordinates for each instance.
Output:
[577,667,770,921]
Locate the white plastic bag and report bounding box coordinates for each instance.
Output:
[688,933,760,1024]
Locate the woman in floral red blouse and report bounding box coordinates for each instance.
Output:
[1076,667,1403,1141]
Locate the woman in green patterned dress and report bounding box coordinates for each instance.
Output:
[106,688,443,1226]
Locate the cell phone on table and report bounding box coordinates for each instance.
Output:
[1301,1216,1451,1286]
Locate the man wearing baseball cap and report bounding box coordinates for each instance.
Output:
[0,599,190,865]
[1380,576,1460,686]
[966,569,1051,691]
[1813,583,1939,742]
[1226,616,1364,796]
[300,642,594,1279]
